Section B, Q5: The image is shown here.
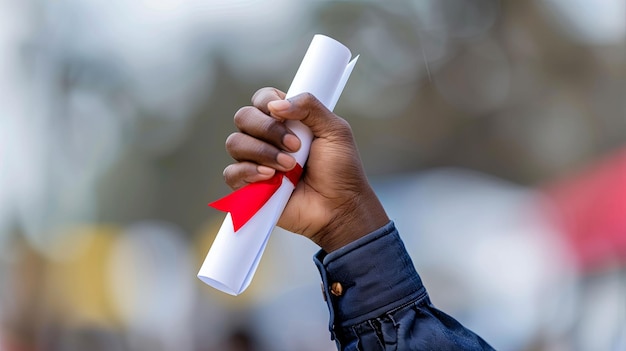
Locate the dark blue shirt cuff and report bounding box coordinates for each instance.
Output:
[314,221,427,332]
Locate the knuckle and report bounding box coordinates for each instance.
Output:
[252,87,273,101]
[222,165,239,188]
[222,165,231,179]
[252,87,283,107]
[335,116,352,131]
[332,117,354,139]
[222,165,233,182]
[225,133,240,151]
[250,88,263,104]
[233,106,255,127]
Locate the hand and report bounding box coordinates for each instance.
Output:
[222,87,389,252]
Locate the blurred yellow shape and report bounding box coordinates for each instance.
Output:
[46,225,121,326]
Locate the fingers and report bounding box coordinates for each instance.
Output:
[230,87,300,175]
[224,88,355,192]
[267,93,352,140]
[223,162,276,190]
[251,87,286,115]
[225,132,296,171]
[233,106,300,153]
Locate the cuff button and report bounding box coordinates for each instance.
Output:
[330,282,343,297]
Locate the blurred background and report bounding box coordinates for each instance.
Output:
[1,0,625,350]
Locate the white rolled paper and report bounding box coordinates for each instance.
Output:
[198,35,358,295]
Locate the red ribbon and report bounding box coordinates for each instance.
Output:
[209,164,303,231]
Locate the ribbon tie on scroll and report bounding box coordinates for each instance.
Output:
[209,164,303,231]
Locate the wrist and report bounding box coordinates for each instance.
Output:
[313,187,389,253]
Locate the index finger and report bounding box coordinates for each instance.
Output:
[251,87,286,115]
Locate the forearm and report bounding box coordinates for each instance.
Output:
[314,221,494,350]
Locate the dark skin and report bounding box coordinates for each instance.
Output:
[223,87,389,252]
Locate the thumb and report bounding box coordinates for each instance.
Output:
[268,92,350,139]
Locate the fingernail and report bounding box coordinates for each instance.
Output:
[276,152,296,169]
[282,133,300,152]
[257,165,275,176]
[268,100,290,112]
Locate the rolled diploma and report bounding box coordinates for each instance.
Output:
[198,35,358,295]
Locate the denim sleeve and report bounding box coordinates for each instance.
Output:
[314,221,495,351]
